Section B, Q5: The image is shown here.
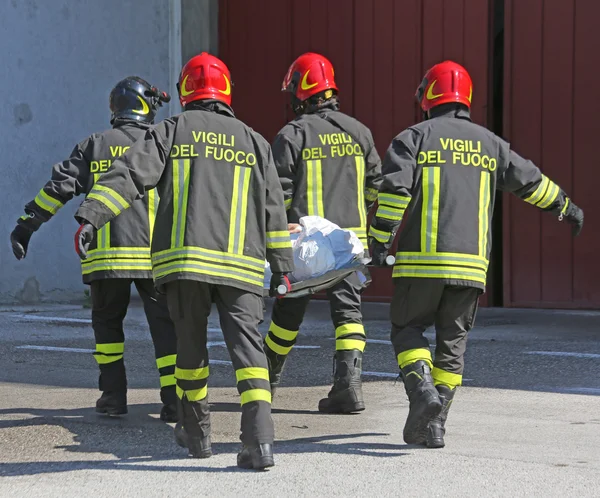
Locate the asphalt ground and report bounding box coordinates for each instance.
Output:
[0,299,599,497]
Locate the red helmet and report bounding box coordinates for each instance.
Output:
[416,61,473,113]
[282,52,338,102]
[178,53,232,107]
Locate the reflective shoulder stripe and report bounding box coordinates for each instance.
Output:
[34,190,64,215]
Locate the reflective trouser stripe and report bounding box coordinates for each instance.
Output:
[160,374,176,387]
[175,366,210,380]
[335,323,367,351]
[355,156,367,230]
[156,354,177,369]
[336,339,366,352]
[432,367,462,389]
[478,171,491,258]
[421,167,441,253]
[397,348,432,369]
[228,165,252,254]
[176,385,208,402]
[240,389,271,405]
[171,159,191,248]
[265,323,299,356]
[94,342,124,365]
[306,159,324,217]
[157,354,177,388]
[235,367,269,382]
[236,367,272,405]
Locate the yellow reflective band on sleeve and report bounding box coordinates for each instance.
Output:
[96,343,124,354]
[156,354,177,369]
[284,197,292,210]
[538,181,560,209]
[306,160,325,217]
[89,184,130,214]
[94,354,123,364]
[34,190,64,215]
[369,225,392,243]
[91,173,111,250]
[228,166,252,255]
[171,159,191,249]
[265,335,293,356]
[355,156,367,230]
[184,385,208,402]
[148,188,158,244]
[175,366,209,381]
[336,339,366,352]
[365,187,378,202]
[524,175,551,206]
[266,231,293,250]
[87,193,121,216]
[240,389,272,405]
[432,367,462,389]
[269,322,298,341]
[375,205,405,221]
[235,367,269,382]
[160,374,177,387]
[478,171,491,258]
[421,167,440,253]
[335,323,366,338]
[378,193,411,208]
[397,348,432,369]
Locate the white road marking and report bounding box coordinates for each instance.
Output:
[295,345,320,349]
[363,371,397,378]
[558,387,600,395]
[15,345,95,353]
[525,351,600,359]
[11,314,92,324]
[209,359,231,366]
[207,341,227,348]
[367,339,391,344]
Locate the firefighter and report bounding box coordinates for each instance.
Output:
[266,52,382,413]
[9,77,179,422]
[72,53,294,470]
[368,61,584,447]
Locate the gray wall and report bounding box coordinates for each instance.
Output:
[181,0,219,63]
[0,0,173,302]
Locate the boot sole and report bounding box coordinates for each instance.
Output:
[96,407,127,416]
[238,455,275,470]
[318,401,365,414]
[403,400,443,445]
[426,438,445,449]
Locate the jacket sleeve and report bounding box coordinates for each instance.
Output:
[75,119,176,229]
[497,149,570,216]
[368,129,418,246]
[18,138,92,231]
[272,131,300,213]
[363,130,383,210]
[264,146,295,273]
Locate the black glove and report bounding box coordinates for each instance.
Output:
[74,223,96,260]
[560,201,584,236]
[269,272,291,298]
[369,239,390,267]
[10,225,34,260]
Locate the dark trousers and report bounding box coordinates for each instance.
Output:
[390,279,480,389]
[90,278,177,404]
[265,272,366,357]
[165,280,273,446]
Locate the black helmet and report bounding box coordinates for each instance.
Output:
[109,76,171,124]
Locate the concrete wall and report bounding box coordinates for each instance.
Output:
[181,0,219,64]
[0,0,173,302]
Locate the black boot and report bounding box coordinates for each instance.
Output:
[160,385,178,422]
[265,345,288,397]
[95,391,127,416]
[174,422,212,458]
[318,350,365,414]
[426,385,455,448]
[401,361,442,444]
[237,443,274,470]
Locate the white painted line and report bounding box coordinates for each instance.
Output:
[525,351,600,359]
[207,341,227,348]
[363,371,397,378]
[15,345,95,353]
[209,359,231,366]
[207,328,222,333]
[11,314,92,324]
[295,345,320,349]
[559,387,600,395]
[367,339,391,344]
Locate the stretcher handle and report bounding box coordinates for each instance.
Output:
[385,255,396,266]
[276,284,289,297]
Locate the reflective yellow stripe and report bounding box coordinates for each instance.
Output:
[393,266,487,285]
[235,367,269,382]
[266,231,293,250]
[176,385,184,399]
[378,193,411,208]
[524,175,549,205]
[96,343,124,354]
[153,260,263,287]
[306,160,324,217]
[171,159,191,248]
[91,174,110,250]
[34,190,64,215]
[240,389,272,405]
[148,188,157,244]
[355,156,367,230]
[156,354,177,369]
[284,197,292,210]
[365,187,378,202]
[421,167,440,253]
[369,225,392,243]
[265,335,293,356]
[375,205,405,221]
[335,323,365,338]
[479,172,491,258]
[160,374,177,387]
[269,323,298,341]
[82,250,151,264]
[81,261,153,274]
[152,246,264,269]
[561,198,570,215]
[95,354,123,364]
[396,251,488,264]
[432,367,462,388]
[175,366,209,381]
[228,166,252,254]
[395,254,488,271]
[87,192,121,216]
[397,348,432,369]
[336,339,366,351]
[185,385,208,402]
[538,181,560,209]
[92,185,130,211]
